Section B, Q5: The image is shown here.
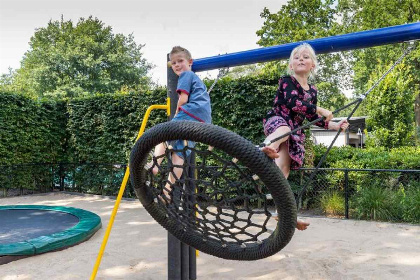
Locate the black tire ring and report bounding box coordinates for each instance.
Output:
[129,121,297,260]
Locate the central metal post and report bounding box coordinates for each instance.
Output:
[167,54,197,280]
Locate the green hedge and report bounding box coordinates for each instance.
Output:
[314,145,420,170]
[1,77,419,223]
[0,92,67,165]
[66,89,167,163]
[208,75,278,144]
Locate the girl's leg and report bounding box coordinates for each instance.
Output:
[274,142,291,179]
[262,126,291,159]
[274,142,310,231]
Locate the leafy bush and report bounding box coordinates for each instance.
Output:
[320,191,345,216]
[351,184,395,221]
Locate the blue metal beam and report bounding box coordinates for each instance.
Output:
[192,22,420,72]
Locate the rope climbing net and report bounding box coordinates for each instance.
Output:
[130,121,296,260]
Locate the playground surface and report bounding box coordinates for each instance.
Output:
[1,192,419,280]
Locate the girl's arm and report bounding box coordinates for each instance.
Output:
[305,88,332,129]
[316,106,333,122]
[328,119,349,131]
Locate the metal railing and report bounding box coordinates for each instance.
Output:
[289,168,420,220]
[1,163,419,222]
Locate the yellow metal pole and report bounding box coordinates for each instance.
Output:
[90,99,170,280]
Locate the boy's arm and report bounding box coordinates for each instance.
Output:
[175,92,189,114]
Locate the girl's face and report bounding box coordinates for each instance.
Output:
[170,52,193,76]
[290,49,315,77]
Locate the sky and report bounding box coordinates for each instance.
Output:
[0,0,288,85]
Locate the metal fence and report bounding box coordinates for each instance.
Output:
[1,163,419,222]
[289,168,420,221]
[0,163,135,198]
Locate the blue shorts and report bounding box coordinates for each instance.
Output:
[170,112,197,159]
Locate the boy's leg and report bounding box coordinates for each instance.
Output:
[161,152,185,202]
[148,143,166,175]
[262,126,291,159]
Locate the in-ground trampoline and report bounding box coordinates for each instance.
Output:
[0,205,101,264]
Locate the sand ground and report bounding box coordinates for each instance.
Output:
[0,192,419,280]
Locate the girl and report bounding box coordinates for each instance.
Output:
[262,43,349,230]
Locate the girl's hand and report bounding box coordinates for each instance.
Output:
[316,107,333,122]
[330,119,349,131]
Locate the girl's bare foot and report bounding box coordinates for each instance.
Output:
[296,220,310,231]
[262,146,280,159]
[157,187,172,205]
[273,216,310,231]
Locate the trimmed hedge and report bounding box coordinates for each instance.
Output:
[314,145,420,170]
[66,89,167,163]
[1,76,419,223]
[0,93,67,165]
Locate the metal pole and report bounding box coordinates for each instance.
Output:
[344,169,349,219]
[167,53,183,280]
[192,22,420,72]
[167,53,196,280]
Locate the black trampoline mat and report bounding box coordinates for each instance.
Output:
[0,209,80,244]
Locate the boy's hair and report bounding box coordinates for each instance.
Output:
[170,46,192,60]
[287,43,318,79]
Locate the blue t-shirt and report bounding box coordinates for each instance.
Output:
[176,71,212,123]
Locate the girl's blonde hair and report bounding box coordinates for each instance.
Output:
[287,43,318,79]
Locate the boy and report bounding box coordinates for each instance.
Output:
[149,46,212,203]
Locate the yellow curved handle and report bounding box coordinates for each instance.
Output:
[90,98,170,280]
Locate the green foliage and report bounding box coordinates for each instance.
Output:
[207,74,278,144]
[351,184,396,221]
[314,145,420,170]
[67,88,167,163]
[338,0,420,145]
[320,191,345,216]
[364,63,416,148]
[0,92,67,165]
[3,16,152,98]
[256,0,350,111]
[350,182,420,223]
[402,185,420,223]
[310,144,419,223]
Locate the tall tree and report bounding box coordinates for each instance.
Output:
[364,63,415,148]
[5,16,152,98]
[256,0,350,112]
[338,0,420,146]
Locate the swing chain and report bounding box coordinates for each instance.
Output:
[360,41,417,100]
[208,67,229,94]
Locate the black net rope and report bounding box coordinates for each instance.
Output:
[130,121,297,260]
[151,144,271,245]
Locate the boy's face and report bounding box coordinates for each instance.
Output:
[170,52,193,76]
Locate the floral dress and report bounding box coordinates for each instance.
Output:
[263,75,328,169]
